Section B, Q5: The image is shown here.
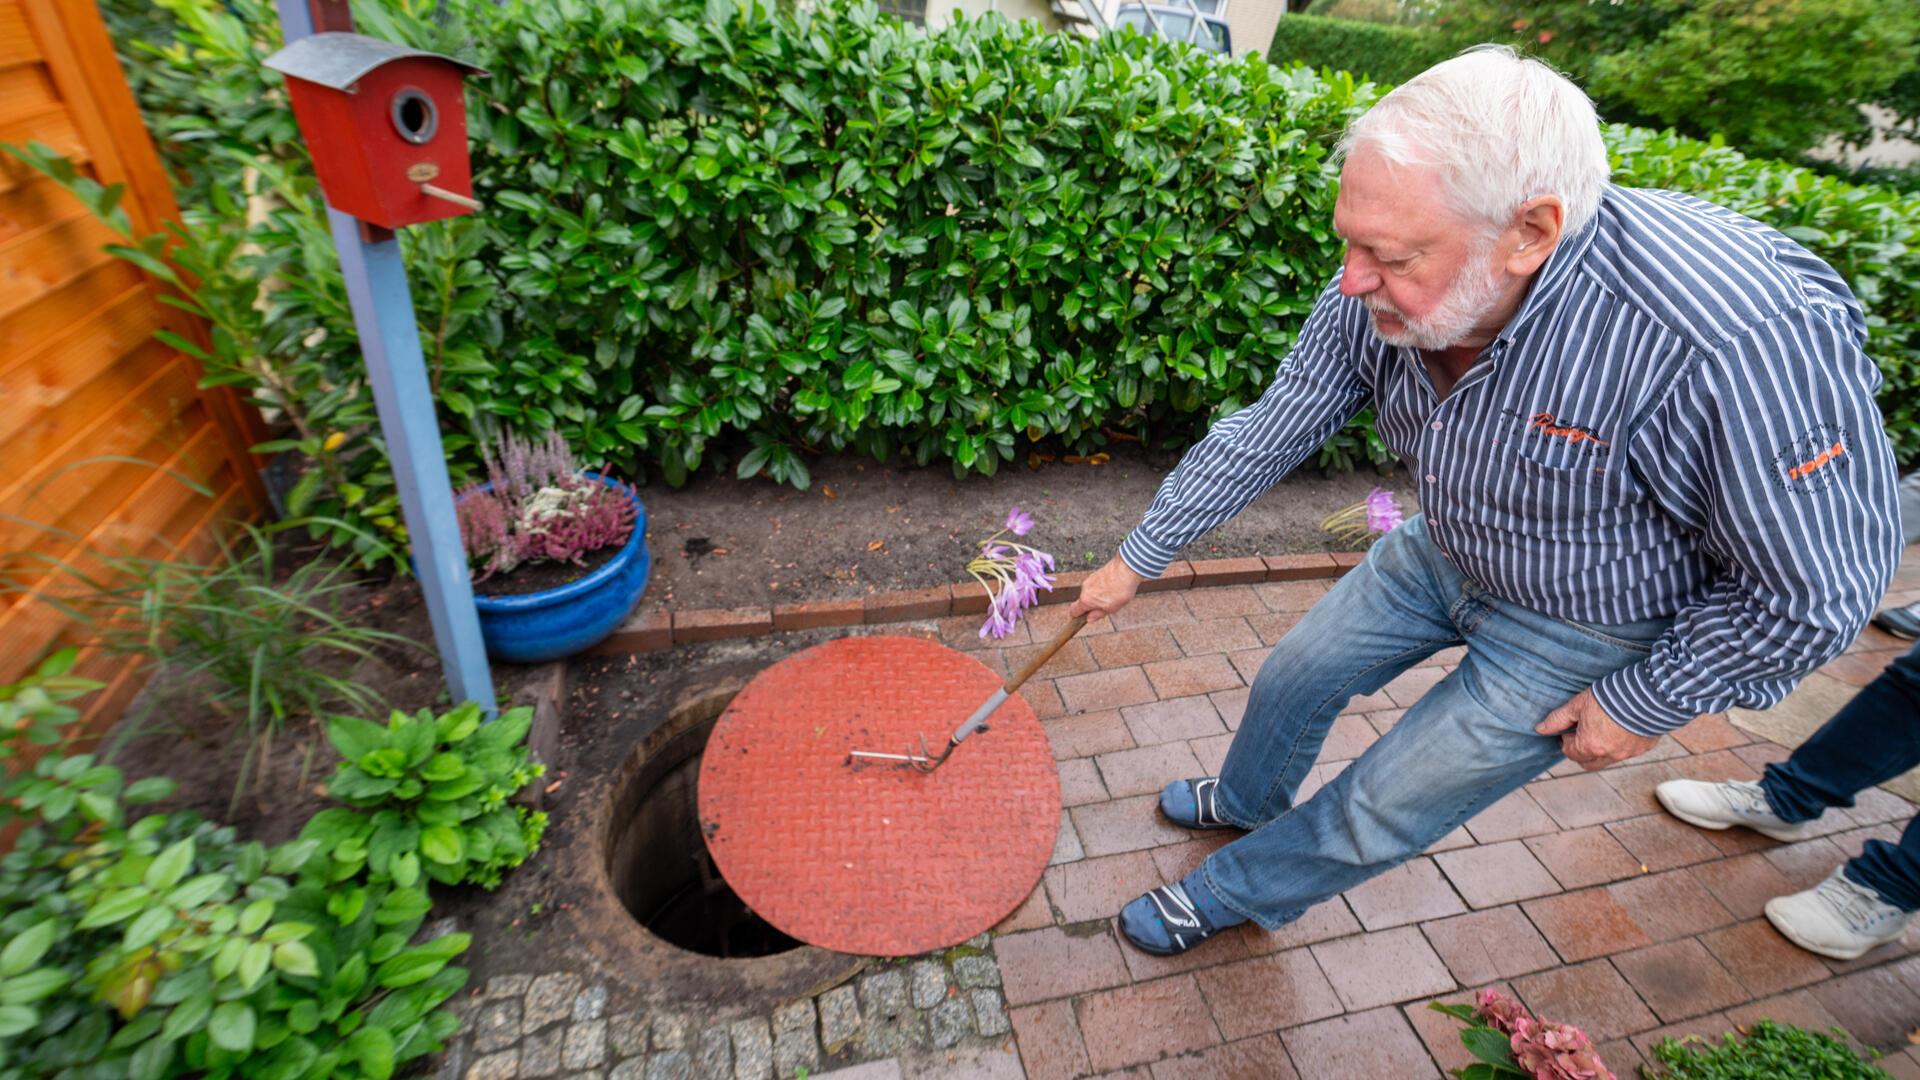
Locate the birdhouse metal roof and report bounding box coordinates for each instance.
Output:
[263,32,485,91]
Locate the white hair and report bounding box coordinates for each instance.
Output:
[1335,45,1611,239]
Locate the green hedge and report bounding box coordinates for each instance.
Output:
[1265,15,1454,86]
[87,0,1920,569]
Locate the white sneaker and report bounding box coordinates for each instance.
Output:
[1653,779,1818,842]
[1765,867,1915,960]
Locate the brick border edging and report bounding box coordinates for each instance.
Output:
[587,552,1363,655]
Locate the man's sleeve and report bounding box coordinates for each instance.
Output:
[1117,285,1372,580]
[1592,304,1902,735]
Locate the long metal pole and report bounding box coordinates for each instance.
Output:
[274,0,497,716]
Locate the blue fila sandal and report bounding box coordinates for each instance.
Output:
[1118,872,1245,956]
[1159,777,1235,830]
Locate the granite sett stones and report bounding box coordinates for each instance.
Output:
[952,954,1000,989]
[910,960,948,1009]
[971,988,1012,1037]
[928,996,973,1048]
[563,1020,609,1071]
[818,986,861,1054]
[729,1018,772,1080]
[525,973,583,1034]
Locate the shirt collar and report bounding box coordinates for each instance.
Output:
[1489,196,1604,346]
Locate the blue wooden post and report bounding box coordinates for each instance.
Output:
[275,0,497,716]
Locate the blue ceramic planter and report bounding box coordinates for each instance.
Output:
[469,472,650,664]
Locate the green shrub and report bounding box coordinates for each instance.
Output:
[1430,0,1920,162]
[300,704,549,891]
[0,651,472,1080]
[77,0,1920,574]
[1266,14,1454,84]
[1648,1020,1893,1079]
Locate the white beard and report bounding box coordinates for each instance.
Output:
[1364,242,1507,351]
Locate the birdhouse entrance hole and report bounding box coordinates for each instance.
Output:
[390,87,437,144]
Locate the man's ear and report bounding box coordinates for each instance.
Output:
[1504,195,1565,276]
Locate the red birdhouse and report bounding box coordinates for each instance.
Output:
[264,33,485,230]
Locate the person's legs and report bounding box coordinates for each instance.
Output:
[1200,584,1672,930]
[1207,517,1463,831]
[1870,471,1920,638]
[1761,643,1920,823]
[1846,819,1920,912]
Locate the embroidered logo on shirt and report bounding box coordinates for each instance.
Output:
[1773,424,1852,493]
[1525,411,1611,447]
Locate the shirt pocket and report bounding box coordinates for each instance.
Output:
[1484,445,1625,526]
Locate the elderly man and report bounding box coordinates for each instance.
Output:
[1067,46,1901,957]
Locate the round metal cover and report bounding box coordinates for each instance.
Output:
[697,635,1060,957]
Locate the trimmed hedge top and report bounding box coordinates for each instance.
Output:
[1265,14,1455,86]
[99,0,1920,569]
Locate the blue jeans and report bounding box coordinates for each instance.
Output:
[1760,642,1920,911]
[1201,515,1671,929]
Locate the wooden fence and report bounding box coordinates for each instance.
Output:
[0,0,266,729]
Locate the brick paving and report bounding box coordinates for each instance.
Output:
[960,580,1920,1079]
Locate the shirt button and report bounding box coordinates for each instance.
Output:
[1425,473,1438,484]
[1430,420,1443,431]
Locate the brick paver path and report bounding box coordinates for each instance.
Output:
[936,569,1920,1080]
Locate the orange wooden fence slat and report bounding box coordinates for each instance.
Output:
[0,2,40,71]
[0,210,117,318]
[0,257,139,356]
[0,284,161,432]
[2,0,269,711]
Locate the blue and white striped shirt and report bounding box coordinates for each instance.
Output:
[1119,186,1900,736]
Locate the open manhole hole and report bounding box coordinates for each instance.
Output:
[586,664,864,1009]
[608,706,800,958]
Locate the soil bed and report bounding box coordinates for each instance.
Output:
[626,444,1406,615]
[474,541,623,598]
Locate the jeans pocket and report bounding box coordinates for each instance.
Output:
[1554,615,1665,655]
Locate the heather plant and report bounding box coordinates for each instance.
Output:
[456,431,635,581]
[965,507,1057,639]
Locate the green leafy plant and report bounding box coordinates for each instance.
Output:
[300,704,549,891]
[1646,1020,1892,1079]
[1431,0,1920,160]
[0,658,469,1080]
[0,648,105,768]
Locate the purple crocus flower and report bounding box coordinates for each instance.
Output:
[979,593,1020,639]
[1005,505,1035,537]
[1363,487,1404,533]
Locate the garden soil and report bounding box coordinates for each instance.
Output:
[632,446,1407,616]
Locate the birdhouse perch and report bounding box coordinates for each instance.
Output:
[264,32,485,229]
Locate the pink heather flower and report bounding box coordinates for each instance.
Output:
[1005,506,1035,537]
[1363,486,1404,533]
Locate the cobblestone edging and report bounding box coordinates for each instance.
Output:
[591,553,1361,655]
[437,937,1011,1080]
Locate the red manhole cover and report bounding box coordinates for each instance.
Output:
[697,635,1060,956]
